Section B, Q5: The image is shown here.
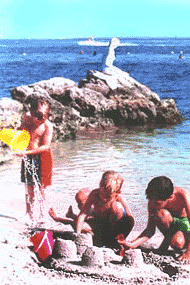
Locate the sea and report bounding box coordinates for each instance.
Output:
[1,37,190,230]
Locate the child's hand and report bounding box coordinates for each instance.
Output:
[117,234,133,251]
[48,208,57,219]
[14,150,26,157]
[14,150,32,157]
[177,251,190,264]
[117,234,125,241]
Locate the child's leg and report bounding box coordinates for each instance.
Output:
[170,231,186,251]
[39,185,45,200]
[25,184,35,219]
[48,207,75,228]
[110,202,134,235]
[110,202,125,223]
[155,209,186,251]
[104,202,134,248]
[155,209,173,233]
[66,205,77,220]
[154,209,173,251]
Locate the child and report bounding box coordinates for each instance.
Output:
[49,188,93,233]
[117,176,190,263]
[15,94,53,221]
[75,171,134,248]
[49,173,125,231]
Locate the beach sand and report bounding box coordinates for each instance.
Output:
[1,159,190,285]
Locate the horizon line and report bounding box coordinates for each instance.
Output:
[1,36,190,40]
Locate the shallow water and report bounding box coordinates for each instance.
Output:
[2,122,190,231]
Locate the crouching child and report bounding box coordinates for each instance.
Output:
[118,176,190,263]
[75,170,134,248]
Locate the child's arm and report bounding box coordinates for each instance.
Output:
[118,200,156,250]
[75,191,94,234]
[116,195,134,219]
[177,189,190,263]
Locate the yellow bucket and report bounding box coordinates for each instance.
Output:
[0,128,30,151]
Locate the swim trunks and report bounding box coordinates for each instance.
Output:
[21,149,53,187]
[21,154,41,186]
[172,217,190,234]
[92,212,132,248]
[40,149,53,187]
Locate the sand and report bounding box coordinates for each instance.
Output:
[0,178,190,285]
[0,158,190,284]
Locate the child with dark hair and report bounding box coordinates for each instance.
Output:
[145,176,174,201]
[118,176,190,263]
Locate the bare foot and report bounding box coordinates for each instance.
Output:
[48,207,56,219]
[66,205,74,218]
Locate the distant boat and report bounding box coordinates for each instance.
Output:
[78,38,109,46]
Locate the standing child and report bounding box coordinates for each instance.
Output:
[15,94,53,222]
[118,176,190,263]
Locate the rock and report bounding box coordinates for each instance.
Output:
[70,86,117,116]
[0,98,23,129]
[73,233,93,256]
[122,249,144,267]
[9,68,183,141]
[11,77,77,102]
[82,246,104,267]
[0,97,23,113]
[156,98,182,125]
[53,238,77,260]
[79,74,111,97]
[32,77,77,96]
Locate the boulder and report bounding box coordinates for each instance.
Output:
[0,98,23,129]
[9,68,183,141]
[0,98,24,163]
[11,77,77,103]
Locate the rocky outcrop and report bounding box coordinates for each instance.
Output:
[8,68,183,141]
[0,97,23,129]
[0,98,24,163]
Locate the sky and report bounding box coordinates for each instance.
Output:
[0,0,190,39]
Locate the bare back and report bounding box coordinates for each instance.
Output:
[149,187,190,219]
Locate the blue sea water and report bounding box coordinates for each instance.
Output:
[1,37,190,229]
[1,37,190,117]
